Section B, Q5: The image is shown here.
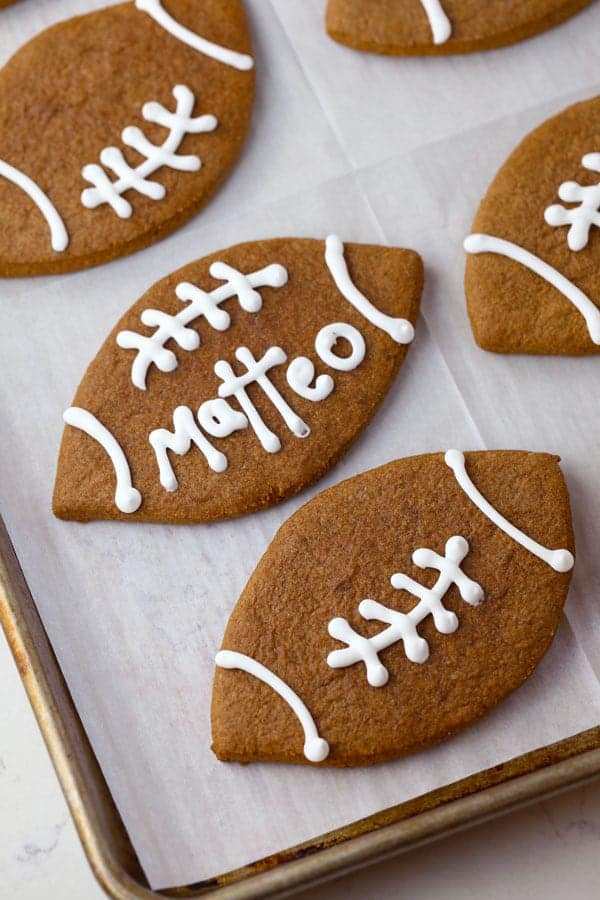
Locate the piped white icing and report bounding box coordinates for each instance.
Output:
[328,536,482,687]
[325,235,415,344]
[81,84,217,218]
[63,407,142,514]
[118,262,288,389]
[149,406,229,492]
[464,233,600,346]
[315,322,366,372]
[545,153,600,251]
[135,0,254,71]
[216,346,310,452]
[197,398,248,438]
[286,357,334,401]
[0,159,69,253]
[215,649,329,763]
[444,449,574,573]
[420,0,452,45]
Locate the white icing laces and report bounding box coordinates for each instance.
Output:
[215,650,329,763]
[0,159,69,253]
[445,449,574,573]
[135,0,254,71]
[63,408,142,514]
[328,536,482,687]
[81,84,217,218]
[118,262,288,390]
[464,233,600,346]
[545,154,600,251]
[420,0,452,45]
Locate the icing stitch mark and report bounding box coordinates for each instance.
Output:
[81,84,217,218]
[464,233,600,346]
[215,650,329,762]
[325,235,415,344]
[545,153,600,251]
[118,262,288,389]
[328,536,482,687]
[420,0,452,45]
[0,159,68,253]
[63,407,142,514]
[135,0,254,71]
[444,449,574,573]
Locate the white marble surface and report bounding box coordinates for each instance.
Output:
[2,626,600,900]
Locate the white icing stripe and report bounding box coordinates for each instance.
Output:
[215,650,329,763]
[0,158,69,252]
[325,235,415,344]
[420,0,452,45]
[135,0,254,71]
[464,233,600,346]
[444,450,574,573]
[63,407,142,514]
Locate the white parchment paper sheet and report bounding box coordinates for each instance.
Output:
[1,0,600,889]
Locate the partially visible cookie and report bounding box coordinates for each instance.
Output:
[326,0,594,56]
[0,0,254,275]
[465,94,600,354]
[53,235,423,524]
[211,449,574,767]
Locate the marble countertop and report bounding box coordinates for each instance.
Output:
[2,627,600,899]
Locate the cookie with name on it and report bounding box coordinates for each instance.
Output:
[326,0,594,56]
[465,94,600,354]
[0,0,254,276]
[53,235,423,523]
[212,449,574,766]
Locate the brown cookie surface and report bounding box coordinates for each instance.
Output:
[212,450,574,767]
[326,0,594,56]
[465,95,600,354]
[0,0,254,276]
[53,236,423,524]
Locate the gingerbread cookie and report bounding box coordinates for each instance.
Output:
[53,235,423,524]
[326,0,594,56]
[0,0,254,276]
[212,450,575,766]
[465,95,600,354]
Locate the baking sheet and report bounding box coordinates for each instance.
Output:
[2,0,600,890]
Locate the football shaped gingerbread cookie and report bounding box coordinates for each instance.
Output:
[465,94,600,354]
[0,0,254,276]
[53,235,423,523]
[212,450,575,766]
[326,0,594,56]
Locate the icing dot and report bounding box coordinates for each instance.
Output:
[464,581,485,606]
[437,610,459,635]
[444,448,464,469]
[116,486,142,514]
[550,549,575,573]
[304,737,330,763]
[368,665,389,688]
[269,264,289,288]
[390,319,415,345]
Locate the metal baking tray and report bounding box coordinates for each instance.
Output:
[2,511,600,899]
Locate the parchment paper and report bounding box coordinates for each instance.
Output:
[2,0,600,889]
